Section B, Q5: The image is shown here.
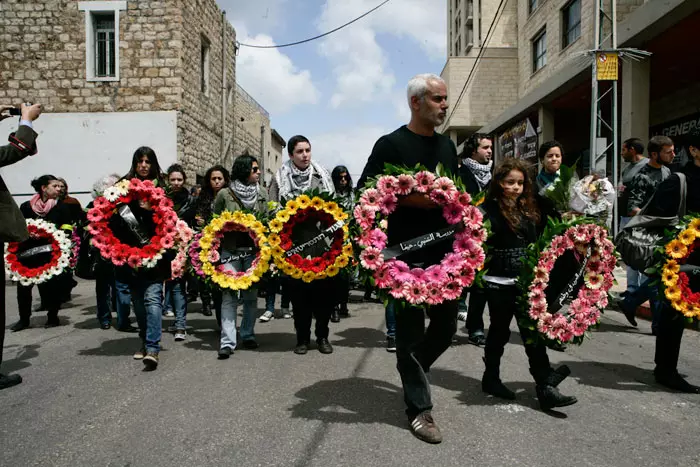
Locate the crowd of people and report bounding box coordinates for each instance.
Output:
[1,72,699,445]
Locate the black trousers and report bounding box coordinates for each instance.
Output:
[395,300,457,418]
[0,241,5,368]
[484,285,551,384]
[466,287,487,334]
[654,301,687,374]
[289,278,335,345]
[16,275,63,323]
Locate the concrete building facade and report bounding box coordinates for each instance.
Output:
[463,0,700,173]
[0,0,243,204]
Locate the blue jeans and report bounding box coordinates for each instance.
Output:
[386,301,396,338]
[95,269,117,326]
[621,275,662,330]
[131,281,164,353]
[165,279,187,330]
[220,251,258,349]
[114,279,132,329]
[620,216,642,295]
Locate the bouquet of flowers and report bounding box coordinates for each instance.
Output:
[354,164,487,306]
[4,218,74,286]
[269,193,352,283]
[87,178,179,269]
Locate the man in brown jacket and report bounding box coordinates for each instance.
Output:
[0,102,42,390]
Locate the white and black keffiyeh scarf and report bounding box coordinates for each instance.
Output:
[275,159,334,200]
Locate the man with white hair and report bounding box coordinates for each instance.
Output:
[358,73,458,444]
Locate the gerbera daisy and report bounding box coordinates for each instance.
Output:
[433,176,456,192]
[360,247,384,270]
[414,171,435,193]
[310,197,325,210]
[396,174,416,195]
[443,203,464,225]
[403,282,427,305]
[665,239,687,259]
[379,194,398,216]
[425,264,448,284]
[376,175,399,195]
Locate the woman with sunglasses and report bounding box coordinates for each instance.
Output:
[331,166,354,322]
[195,165,230,321]
[214,154,269,358]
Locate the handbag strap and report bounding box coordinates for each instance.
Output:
[676,173,687,217]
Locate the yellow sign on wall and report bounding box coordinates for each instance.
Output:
[596,52,619,81]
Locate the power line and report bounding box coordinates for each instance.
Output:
[236,0,391,49]
[443,0,509,129]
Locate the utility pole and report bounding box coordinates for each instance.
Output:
[586,0,650,235]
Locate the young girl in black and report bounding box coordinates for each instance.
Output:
[480,158,577,411]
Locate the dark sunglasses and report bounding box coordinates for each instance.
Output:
[252,166,260,173]
[339,175,349,180]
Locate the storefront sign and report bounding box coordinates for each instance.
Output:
[497,118,538,166]
[650,111,700,169]
[596,52,618,81]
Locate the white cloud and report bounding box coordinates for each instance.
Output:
[317,0,446,109]
[231,22,320,115]
[309,126,390,179]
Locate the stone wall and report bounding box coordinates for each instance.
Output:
[0,0,184,113]
[178,0,236,181]
[233,84,272,186]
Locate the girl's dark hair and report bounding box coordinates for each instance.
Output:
[125,146,165,183]
[167,163,187,182]
[231,154,259,184]
[201,164,230,201]
[487,158,540,233]
[30,175,58,194]
[288,135,310,155]
[537,140,564,162]
[331,165,353,191]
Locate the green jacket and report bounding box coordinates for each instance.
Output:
[213,185,269,251]
[0,125,38,242]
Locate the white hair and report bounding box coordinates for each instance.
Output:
[92,173,121,199]
[406,73,445,107]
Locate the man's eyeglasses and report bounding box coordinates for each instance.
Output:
[252,167,260,173]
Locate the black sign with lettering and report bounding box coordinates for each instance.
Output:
[285,220,344,258]
[545,245,591,313]
[381,223,462,261]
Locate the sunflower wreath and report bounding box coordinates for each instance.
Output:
[268,193,352,283]
[196,211,272,290]
[87,178,179,269]
[518,219,617,345]
[354,164,487,306]
[656,216,700,319]
[4,218,74,286]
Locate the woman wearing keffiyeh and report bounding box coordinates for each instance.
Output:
[268,135,337,356]
[213,154,269,358]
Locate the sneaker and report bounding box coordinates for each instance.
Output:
[174,329,187,341]
[409,411,442,444]
[259,310,274,322]
[218,347,233,359]
[163,310,175,318]
[386,336,397,352]
[133,346,146,360]
[457,311,468,322]
[281,307,292,319]
[143,352,159,370]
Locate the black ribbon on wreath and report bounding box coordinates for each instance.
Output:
[380,222,462,261]
[14,237,55,269]
[545,243,592,313]
[286,220,344,258]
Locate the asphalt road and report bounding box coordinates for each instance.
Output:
[1,279,699,467]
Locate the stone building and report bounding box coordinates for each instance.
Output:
[231,83,285,189]
[0,0,238,204]
[442,0,700,172]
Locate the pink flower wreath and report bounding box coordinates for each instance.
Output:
[522,222,617,345]
[354,171,487,306]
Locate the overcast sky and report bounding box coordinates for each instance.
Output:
[217,0,447,179]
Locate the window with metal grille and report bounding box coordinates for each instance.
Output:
[532,28,547,73]
[94,13,115,77]
[562,0,581,48]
